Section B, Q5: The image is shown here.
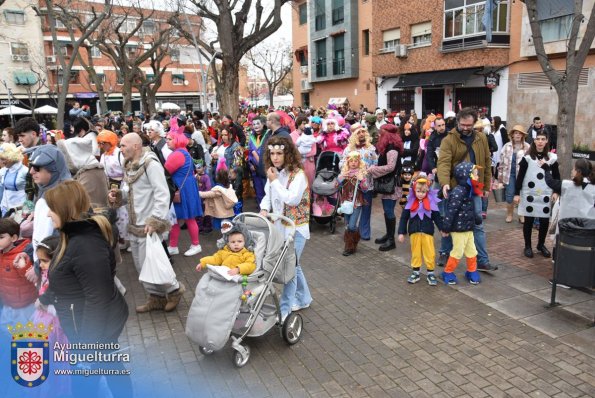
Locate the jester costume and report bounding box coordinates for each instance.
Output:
[441,162,484,285]
[397,174,444,285]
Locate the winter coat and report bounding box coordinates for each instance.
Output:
[443,162,482,233]
[199,246,256,275]
[0,239,36,308]
[398,209,443,236]
[498,142,530,185]
[437,128,491,190]
[42,218,128,343]
[199,185,237,219]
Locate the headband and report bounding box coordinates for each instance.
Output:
[268,144,285,150]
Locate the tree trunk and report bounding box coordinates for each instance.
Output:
[122,81,133,114]
[218,61,240,116]
[57,82,69,128]
[555,84,578,179]
[268,87,274,108]
[97,89,109,116]
[139,86,149,115]
[147,89,157,115]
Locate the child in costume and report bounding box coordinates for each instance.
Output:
[196,221,256,276]
[338,151,369,256]
[199,160,238,230]
[398,162,414,208]
[441,162,483,285]
[195,161,213,234]
[397,173,446,285]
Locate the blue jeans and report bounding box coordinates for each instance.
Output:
[439,195,490,265]
[359,190,373,239]
[280,232,312,317]
[382,198,397,219]
[344,206,363,232]
[482,197,489,212]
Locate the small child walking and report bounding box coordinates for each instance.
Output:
[196,161,213,234]
[338,151,369,256]
[397,173,446,285]
[441,162,483,285]
[199,161,238,230]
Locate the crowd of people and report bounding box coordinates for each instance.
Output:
[0,101,592,396]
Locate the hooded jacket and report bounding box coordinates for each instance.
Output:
[443,162,482,233]
[0,239,36,308]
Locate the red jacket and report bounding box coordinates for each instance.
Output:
[0,239,37,308]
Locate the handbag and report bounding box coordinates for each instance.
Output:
[173,162,191,204]
[139,233,177,286]
[374,174,396,194]
[338,180,359,215]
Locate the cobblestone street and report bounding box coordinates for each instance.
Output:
[118,198,595,398]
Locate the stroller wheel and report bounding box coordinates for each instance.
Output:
[199,346,214,356]
[282,313,303,345]
[233,345,250,368]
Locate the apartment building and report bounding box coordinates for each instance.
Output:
[507,0,595,151]
[292,0,376,109]
[373,0,510,118]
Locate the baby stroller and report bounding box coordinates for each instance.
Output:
[185,212,303,367]
[311,151,342,233]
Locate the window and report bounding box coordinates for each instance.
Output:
[299,4,308,25]
[90,46,101,58]
[53,17,66,29]
[58,70,78,85]
[444,0,510,39]
[411,22,432,47]
[315,39,327,78]
[126,45,138,57]
[4,10,25,24]
[492,0,508,33]
[172,73,185,85]
[536,0,573,42]
[142,20,155,35]
[115,17,137,34]
[10,43,29,56]
[332,0,344,25]
[332,34,345,75]
[315,0,325,31]
[363,29,370,56]
[91,73,106,85]
[56,43,69,57]
[298,51,308,66]
[382,28,400,51]
[171,48,180,62]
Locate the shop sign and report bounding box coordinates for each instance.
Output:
[0,99,20,105]
[485,73,499,89]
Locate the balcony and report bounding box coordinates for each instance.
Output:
[441,33,510,53]
[316,59,327,78]
[332,58,345,75]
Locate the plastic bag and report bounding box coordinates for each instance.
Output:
[139,233,177,286]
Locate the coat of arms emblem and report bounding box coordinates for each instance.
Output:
[8,321,52,388]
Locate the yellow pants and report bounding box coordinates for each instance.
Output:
[449,231,478,260]
[410,233,436,271]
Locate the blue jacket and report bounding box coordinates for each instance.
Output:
[398,208,444,236]
[443,162,482,232]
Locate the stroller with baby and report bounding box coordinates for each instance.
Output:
[311,151,342,233]
[185,212,303,367]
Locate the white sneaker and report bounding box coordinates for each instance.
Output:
[126,246,132,253]
[291,302,311,312]
[184,244,202,257]
[167,246,180,255]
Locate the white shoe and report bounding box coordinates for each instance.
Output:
[291,302,311,312]
[167,246,179,255]
[184,244,202,257]
[126,246,132,253]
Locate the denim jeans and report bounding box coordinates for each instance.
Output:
[438,195,452,255]
[344,206,363,231]
[280,232,312,317]
[382,198,397,219]
[359,190,373,239]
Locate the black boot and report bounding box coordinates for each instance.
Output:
[379,218,396,251]
[375,215,390,244]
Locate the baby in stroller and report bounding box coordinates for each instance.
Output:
[196,220,256,276]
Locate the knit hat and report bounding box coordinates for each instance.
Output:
[220,220,254,250]
[27,145,72,198]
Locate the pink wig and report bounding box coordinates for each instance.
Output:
[166,132,188,149]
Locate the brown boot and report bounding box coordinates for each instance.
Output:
[164,282,186,312]
[342,231,355,256]
[505,203,514,223]
[352,231,361,253]
[136,294,166,313]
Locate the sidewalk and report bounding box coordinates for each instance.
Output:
[114,197,595,397]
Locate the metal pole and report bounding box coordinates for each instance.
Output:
[1,80,15,126]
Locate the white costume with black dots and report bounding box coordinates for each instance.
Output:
[518,153,557,217]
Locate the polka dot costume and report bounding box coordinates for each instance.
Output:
[518,153,557,218]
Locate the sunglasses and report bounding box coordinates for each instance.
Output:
[30,165,41,172]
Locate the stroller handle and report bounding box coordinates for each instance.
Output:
[237,212,296,242]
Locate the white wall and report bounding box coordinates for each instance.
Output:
[376,77,399,110]
[490,67,509,121]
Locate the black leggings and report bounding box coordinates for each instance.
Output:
[523,216,550,248]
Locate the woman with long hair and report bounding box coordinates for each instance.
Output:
[260,136,312,321]
[367,124,404,251]
[498,125,530,223]
[43,180,130,396]
[165,132,203,257]
[514,130,560,258]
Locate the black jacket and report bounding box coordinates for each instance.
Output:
[425,130,448,172]
[398,208,444,236]
[443,162,482,232]
[43,218,128,344]
[401,134,420,169]
[526,124,556,150]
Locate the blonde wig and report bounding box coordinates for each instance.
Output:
[341,151,367,180]
[0,143,24,163]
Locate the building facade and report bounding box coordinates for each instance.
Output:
[292,0,376,109]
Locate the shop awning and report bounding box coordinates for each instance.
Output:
[328,97,347,105]
[13,71,38,85]
[393,68,480,88]
[172,74,184,80]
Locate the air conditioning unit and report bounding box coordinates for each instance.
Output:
[46,55,56,63]
[300,79,313,91]
[394,44,408,58]
[11,55,20,61]
[20,55,29,62]
[300,65,308,75]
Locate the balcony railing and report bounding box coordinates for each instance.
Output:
[332,58,345,75]
[332,7,344,25]
[316,59,327,78]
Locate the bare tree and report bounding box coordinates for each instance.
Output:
[247,41,292,108]
[171,0,290,115]
[39,0,112,127]
[134,39,175,115]
[523,0,595,177]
